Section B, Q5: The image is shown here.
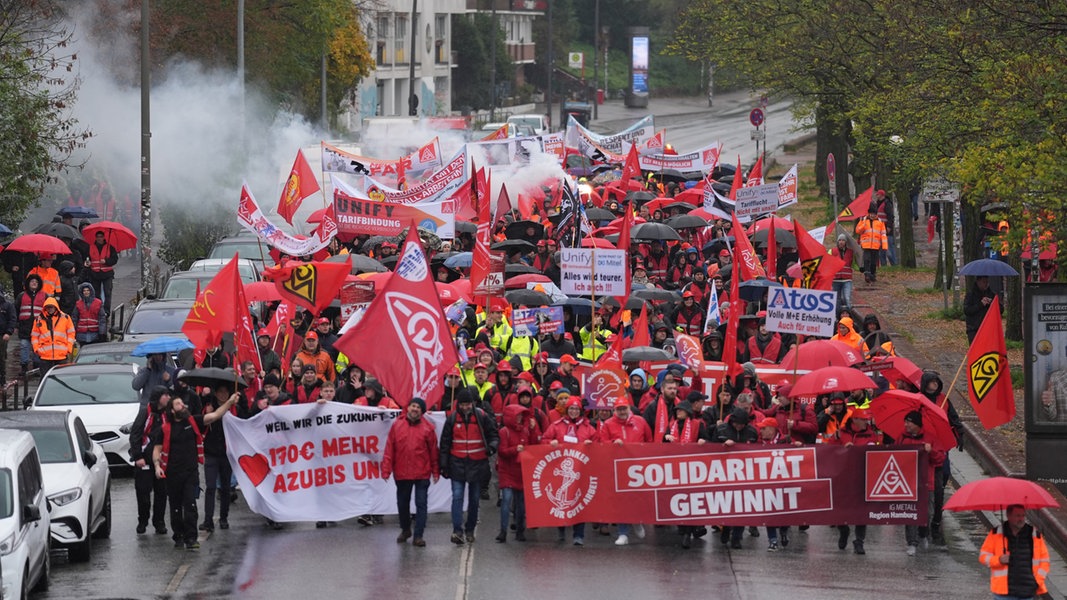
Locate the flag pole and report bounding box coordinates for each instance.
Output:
[942,352,969,410]
[590,249,598,362]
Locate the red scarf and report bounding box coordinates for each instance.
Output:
[160,416,203,471]
[668,417,698,443]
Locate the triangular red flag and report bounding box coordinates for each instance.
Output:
[333,226,460,408]
[191,279,206,366]
[721,269,742,377]
[616,202,633,253]
[233,286,262,374]
[183,255,242,350]
[966,296,1015,429]
[262,258,351,314]
[730,211,766,281]
[277,149,320,225]
[595,331,625,370]
[631,302,650,348]
[766,219,777,279]
[471,177,494,294]
[793,220,845,290]
[495,183,513,225]
[728,156,744,201]
[745,154,764,187]
[837,187,874,223]
[621,144,641,185]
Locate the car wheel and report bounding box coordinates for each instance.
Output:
[93,485,112,539]
[68,506,93,563]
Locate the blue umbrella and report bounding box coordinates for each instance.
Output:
[57,206,99,218]
[444,252,472,268]
[959,258,1019,277]
[552,297,601,315]
[131,336,194,357]
[0,223,11,236]
[738,277,783,302]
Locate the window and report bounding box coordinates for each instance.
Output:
[17,449,42,525]
[35,372,138,406]
[0,469,12,519]
[24,427,76,463]
[395,15,408,63]
[74,417,93,456]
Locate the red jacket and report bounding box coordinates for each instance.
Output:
[598,414,653,443]
[542,416,597,444]
[497,405,539,489]
[767,402,818,443]
[381,416,440,481]
[832,424,883,446]
[899,429,946,491]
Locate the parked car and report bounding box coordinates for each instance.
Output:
[29,363,141,469]
[188,258,262,282]
[117,299,194,344]
[507,113,549,136]
[208,235,273,270]
[74,341,145,367]
[0,429,50,598]
[0,411,111,563]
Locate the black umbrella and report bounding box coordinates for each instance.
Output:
[710,181,732,195]
[455,221,477,235]
[56,206,99,219]
[178,367,248,389]
[325,253,386,274]
[751,228,796,247]
[632,288,681,303]
[585,207,615,221]
[361,235,395,252]
[658,169,687,183]
[505,289,552,306]
[631,222,682,241]
[505,263,540,275]
[738,278,783,302]
[381,255,399,269]
[622,346,673,362]
[702,236,734,256]
[492,239,536,253]
[625,190,657,204]
[602,296,648,311]
[665,214,709,230]
[504,220,545,243]
[33,222,80,240]
[664,202,695,213]
[553,297,602,313]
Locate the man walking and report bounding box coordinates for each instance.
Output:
[854,204,887,284]
[439,388,498,545]
[382,397,440,548]
[979,504,1050,600]
[30,297,75,373]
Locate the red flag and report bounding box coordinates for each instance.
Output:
[234,287,262,374]
[837,187,873,223]
[471,179,494,293]
[766,220,777,279]
[621,144,641,185]
[654,395,669,442]
[595,331,625,370]
[793,220,845,290]
[730,211,766,281]
[728,156,744,201]
[277,149,320,225]
[333,226,460,408]
[396,159,407,190]
[183,255,243,350]
[262,258,350,314]
[745,154,764,187]
[480,123,509,141]
[495,183,513,225]
[316,203,338,243]
[927,215,938,243]
[966,296,1015,429]
[191,279,206,366]
[630,302,650,348]
[616,202,633,253]
[673,332,705,373]
[722,269,742,377]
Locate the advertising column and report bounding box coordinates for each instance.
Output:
[1025,283,1067,494]
[626,27,650,108]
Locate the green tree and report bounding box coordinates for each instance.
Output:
[157,202,235,270]
[451,12,514,112]
[0,0,91,229]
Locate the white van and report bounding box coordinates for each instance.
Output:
[507,114,549,136]
[0,429,50,598]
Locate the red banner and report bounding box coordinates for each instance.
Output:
[521,444,928,527]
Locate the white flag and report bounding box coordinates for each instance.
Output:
[703,284,721,334]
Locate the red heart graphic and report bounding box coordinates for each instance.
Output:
[239,454,271,487]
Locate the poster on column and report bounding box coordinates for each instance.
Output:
[224,404,451,522]
[765,287,838,337]
[559,248,629,296]
[521,444,928,527]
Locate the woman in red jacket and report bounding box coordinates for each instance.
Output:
[496,404,539,543]
[541,397,597,545]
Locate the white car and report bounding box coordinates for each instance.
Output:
[30,363,142,469]
[0,429,50,599]
[507,114,549,136]
[0,410,111,564]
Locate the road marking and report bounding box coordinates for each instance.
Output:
[454,543,474,600]
[166,564,191,594]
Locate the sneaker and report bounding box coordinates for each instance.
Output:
[730,539,742,550]
[357,515,374,527]
[186,541,200,551]
[748,526,760,537]
[451,532,465,545]
[372,515,384,525]
[480,489,490,500]
[854,540,866,555]
[693,526,708,538]
[174,539,184,548]
[219,519,229,530]
[270,520,284,530]
[615,534,629,546]
[155,524,168,535]
[920,537,930,550]
[598,524,611,536]
[573,537,584,546]
[681,534,692,549]
[634,524,646,539]
[906,544,917,556]
[413,538,426,547]
[397,529,412,543]
[780,530,789,547]
[838,528,849,550]
[465,532,476,544]
[136,523,147,535]
[199,521,213,532]
[515,530,527,542]
[496,531,507,543]
[768,541,779,552]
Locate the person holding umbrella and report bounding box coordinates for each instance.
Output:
[899,410,947,556]
[87,229,119,313]
[28,253,61,297]
[964,276,1001,343]
[979,505,1051,599]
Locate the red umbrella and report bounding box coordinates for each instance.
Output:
[82,220,138,252]
[866,355,923,389]
[869,390,957,451]
[791,366,875,397]
[451,278,474,302]
[581,237,617,249]
[778,340,865,371]
[607,216,646,230]
[3,233,72,255]
[504,273,551,289]
[245,281,282,303]
[436,281,462,304]
[944,477,1059,512]
[747,216,795,234]
[355,271,392,286]
[306,208,327,224]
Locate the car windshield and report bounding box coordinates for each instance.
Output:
[161,277,209,299]
[17,427,75,464]
[126,308,187,335]
[75,350,146,367]
[36,372,137,406]
[209,242,268,262]
[510,117,542,129]
[0,469,11,518]
[188,262,258,282]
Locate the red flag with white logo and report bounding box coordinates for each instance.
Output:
[746,154,764,187]
[620,144,641,185]
[471,173,495,294]
[333,226,460,408]
[730,211,766,281]
[277,149,320,225]
[728,156,744,201]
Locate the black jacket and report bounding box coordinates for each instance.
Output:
[0,294,15,336]
[439,407,499,482]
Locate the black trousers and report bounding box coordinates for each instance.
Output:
[202,454,232,523]
[166,468,200,544]
[134,465,168,527]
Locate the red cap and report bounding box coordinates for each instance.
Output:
[517,384,533,396]
[719,249,731,257]
[758,417,779,429]
[446,366,462,377]
[304,331,318,341]
[560,355,578,365]
[549,381,564,391]
[496,361,513,373]
[465,349,477,359]
[473,363,488,371]
[516,371,536,384]
[851,408,872,420]
[534,352,549,365]
[564,332,573,341]
[315,317,331,326]
[682,290,695,299]
[489,298,509,312]
[257,328,270,338]
[613,397,631,408]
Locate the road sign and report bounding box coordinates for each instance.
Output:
[749,108,765,127]
[827,153,837,189]
[568,52,584,69]
[750,130,766,141]
[759,94,769,109]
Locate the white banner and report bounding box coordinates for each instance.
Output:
[329,150,468,206]
[321,138,443,178]
[765,287,838,338]
[574,129,722,173]
[565,115,655,153]
[223,403,451,522]
[777,164,799,209]
[236,183,334,257]
[539,131,566,163]
[734,183,781,218]
[559,248,629,296]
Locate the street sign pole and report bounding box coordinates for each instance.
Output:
[827,152,838,223]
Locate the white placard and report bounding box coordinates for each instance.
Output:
[734,183,781,218]
[559,248,628,297]
[765,287,838,338]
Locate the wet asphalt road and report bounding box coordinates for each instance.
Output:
[39,471,993,600]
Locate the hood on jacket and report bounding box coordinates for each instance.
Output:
[862,313,881,331]
[919,370,943,400]
[629,368,647,390]
[77,282,97,301]
[502,404,530,430]
[838,316,855,332]
[58,260,75,274]
[24,273,43,293]
[42,297,61,313]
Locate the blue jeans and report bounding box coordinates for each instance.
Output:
[19,338,38,368]
[451,479,481,534]
[833,280,853,309]
[881,235,897,266]
[396,479,430,538]
[500,487,526,533]
[557,523,586,540]
[766,526,789,542]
